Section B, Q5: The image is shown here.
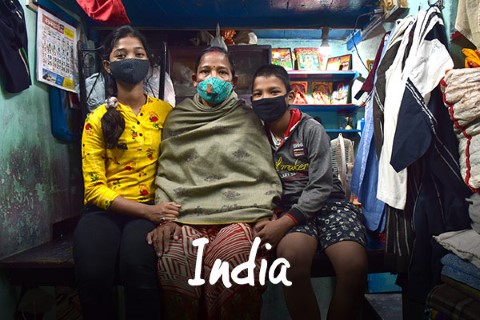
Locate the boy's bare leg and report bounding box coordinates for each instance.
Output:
[324,241,368,320]
[276,232,320,320]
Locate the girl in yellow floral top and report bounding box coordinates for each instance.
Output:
[73,25,177,320]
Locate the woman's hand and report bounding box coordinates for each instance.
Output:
[146,222,182,257]
[146,201,181,224]
[254,216,295,248]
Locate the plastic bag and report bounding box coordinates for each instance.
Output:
[210,23,227,51]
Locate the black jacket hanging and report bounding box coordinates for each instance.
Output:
[0,0,31,93]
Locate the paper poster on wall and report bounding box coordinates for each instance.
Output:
[36,7,78,92]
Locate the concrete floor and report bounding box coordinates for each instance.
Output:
[261,277,336,320]
[364,293,403,320]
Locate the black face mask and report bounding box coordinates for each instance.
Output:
[251,94,289,123]
[109,59,149,84]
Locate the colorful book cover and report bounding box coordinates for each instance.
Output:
[271,48,293,70]
[327,54,352,71]
[291,81,309,105]
[293,48,325,71]
[331,81,349,104]
[326,56,341,71]
[339,54,352,70]
[311,81,332,105]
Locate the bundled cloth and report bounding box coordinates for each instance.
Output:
[441,68,480,191]
[467,193,480,233]
[434,229,480,269]
[426,283,480,320]
[427,253,480,319]
[441,253,480,291]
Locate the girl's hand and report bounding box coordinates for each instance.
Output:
[146,222,182,257]
[147,201,181,224]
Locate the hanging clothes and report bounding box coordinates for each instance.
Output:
[356,32,390,98]
[372,16,415,160]
[354,19,415,231]
[376,17,415,210]
[350,94,386,232]
[350,32,389,232]
[391,7,454,171]
[355,5,473,305]
[368,17,417,276]
[0,0,31,93]
[387,6,472,303]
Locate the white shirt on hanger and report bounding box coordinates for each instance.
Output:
[377,17,415,210]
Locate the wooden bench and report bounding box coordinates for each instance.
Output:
[0,234,75,287]
[0,234,392,320]
[0,239,386,285]
[0,215,387,287]
[0,216,79,287]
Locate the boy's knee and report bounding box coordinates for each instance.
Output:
[276,246,312,277]
[335,256,368,282]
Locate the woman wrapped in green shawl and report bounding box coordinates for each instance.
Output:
[147,47,282,320]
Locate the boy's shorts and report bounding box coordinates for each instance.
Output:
[286,215,319,239]
[285,199,367,251]
[315,199,367,251]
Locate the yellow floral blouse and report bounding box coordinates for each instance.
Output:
[82,96,172,209]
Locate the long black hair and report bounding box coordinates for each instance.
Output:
[100,25,153,149]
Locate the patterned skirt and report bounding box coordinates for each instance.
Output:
[158,223,268,320]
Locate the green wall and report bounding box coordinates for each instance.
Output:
[0,3,83,259]
[0,6,83,320]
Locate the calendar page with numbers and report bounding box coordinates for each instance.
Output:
[36,7,78,92]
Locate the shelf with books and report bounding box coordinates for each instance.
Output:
[288,70,359,105]
[287,69,363,138]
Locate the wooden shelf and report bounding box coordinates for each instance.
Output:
[287,70,360,81]
[325,129,361,133]
[294,104,359,113]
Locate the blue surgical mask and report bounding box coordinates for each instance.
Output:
[197,77,233,105]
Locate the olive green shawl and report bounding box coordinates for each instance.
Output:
[155,93,282,225]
